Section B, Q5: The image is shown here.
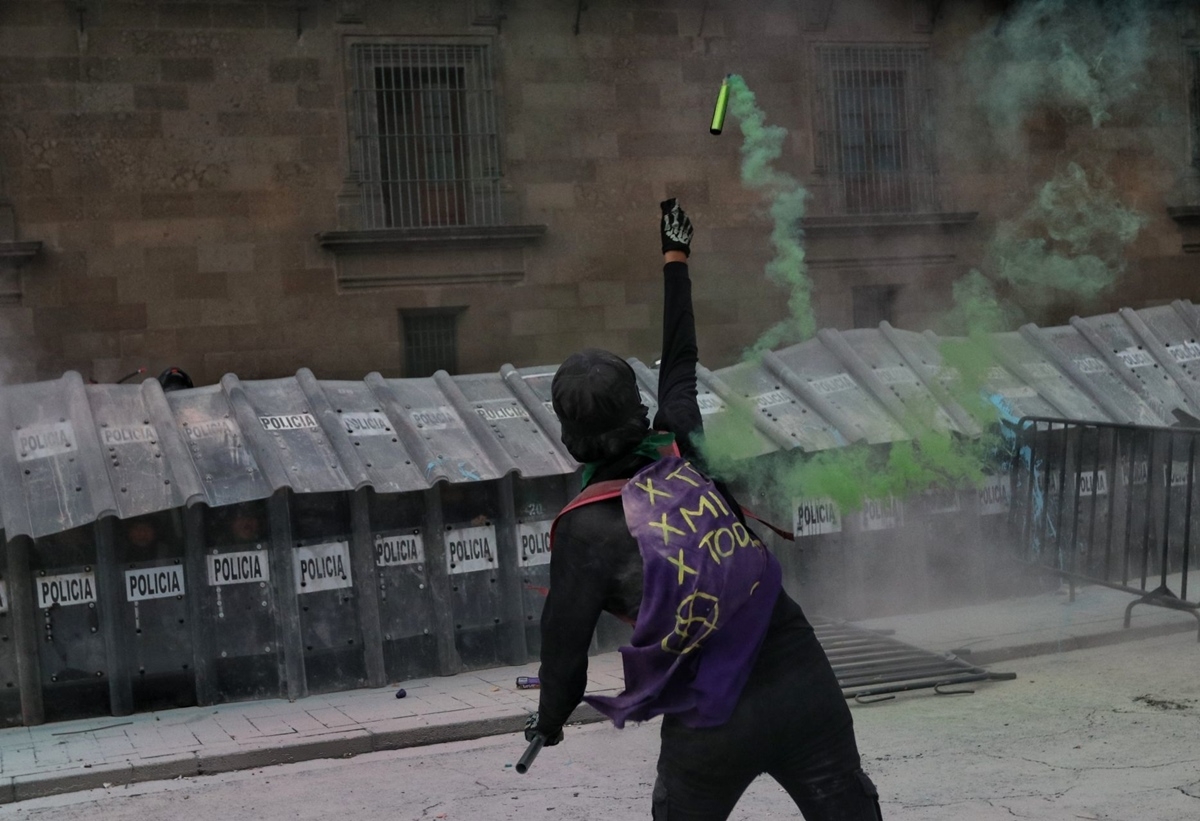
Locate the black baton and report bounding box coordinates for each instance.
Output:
[516,733,546,774]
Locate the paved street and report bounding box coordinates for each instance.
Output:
[4,631,1198,820]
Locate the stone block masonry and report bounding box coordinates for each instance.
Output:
[0,0,1190,387]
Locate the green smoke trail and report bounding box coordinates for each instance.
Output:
[941,271,1014,336]
[697,395,770,475]
[700,77,1002,513]
[726,75,816,355]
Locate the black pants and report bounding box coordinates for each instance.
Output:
[652,626,882,820]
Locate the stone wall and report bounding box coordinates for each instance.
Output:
[0,0,1195,387]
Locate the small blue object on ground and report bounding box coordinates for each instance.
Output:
[395,688,407,699]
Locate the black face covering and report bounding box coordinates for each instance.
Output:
[552,348,648,446]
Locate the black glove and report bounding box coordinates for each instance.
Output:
[660,198,693,256]
[524,712,564,746]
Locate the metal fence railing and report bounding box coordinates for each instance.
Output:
[1010,416,1200,639]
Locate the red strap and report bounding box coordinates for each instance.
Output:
[545,440,679,561]
[550,479,627,552]
[558,479,626,517]
[741,507,795,541]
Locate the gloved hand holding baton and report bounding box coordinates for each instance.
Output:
[515,712,562,774]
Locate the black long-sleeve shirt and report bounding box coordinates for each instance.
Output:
[535,261,704,734]
[536,261,817,737]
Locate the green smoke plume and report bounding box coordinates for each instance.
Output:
[701,76,1002,513]
[942,163,1147,335]
[726,75,816,354]
[965,0,1154,144]
[701,3,1158,518]
[935,165,1147,482]
[990,163,1146,301]
[702,415,998,518]
[941,1,1155,405]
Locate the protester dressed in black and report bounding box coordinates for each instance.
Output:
[531,200,883,820]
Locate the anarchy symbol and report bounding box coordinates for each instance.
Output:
[660,592,720,655]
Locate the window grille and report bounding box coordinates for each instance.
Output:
[813,46,938,215]
[1190,48,1200,168]
[350,43,501,229]
[852,284,900,328]
[402,311,460,377]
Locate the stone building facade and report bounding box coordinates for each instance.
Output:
[0,0,1197,387]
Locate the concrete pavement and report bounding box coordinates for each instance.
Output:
[1,582,1196,805]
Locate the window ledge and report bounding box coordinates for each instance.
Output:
[0,240,43,263]
[339,270,525,289]
[801,212,978,236]
[1167,205,1200,226]
[317,225,547,254]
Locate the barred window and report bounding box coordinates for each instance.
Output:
[401,310,461,377]
[1190,48,1200,168]
[350,43,501,229]
[813,46,938,215]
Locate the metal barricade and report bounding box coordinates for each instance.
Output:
[1011,416,1200,638]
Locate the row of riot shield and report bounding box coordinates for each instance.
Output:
[730,453,1017,622]
[0,459,1022,728]
[0,471,637,727]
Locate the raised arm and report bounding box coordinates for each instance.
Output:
[653,199,702,458]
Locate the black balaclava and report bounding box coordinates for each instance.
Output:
[552,348,649,464]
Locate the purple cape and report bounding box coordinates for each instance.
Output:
[585,456,782,728]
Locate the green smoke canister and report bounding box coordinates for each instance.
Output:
[710,75,730,135]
